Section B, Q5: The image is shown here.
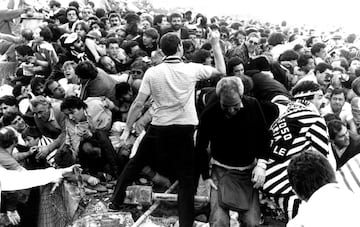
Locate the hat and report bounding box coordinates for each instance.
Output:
[64,33,78,44]
[86,30,101,40]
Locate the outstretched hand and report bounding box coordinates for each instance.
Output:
[252,166,266,189]
[207,28,220,46]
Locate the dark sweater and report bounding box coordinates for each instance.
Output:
[334,137,360,170]
[196,95,270,179]
[250,71,291,102]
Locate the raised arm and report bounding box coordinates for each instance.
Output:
[208,29,226,76]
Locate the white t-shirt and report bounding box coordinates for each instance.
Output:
[287,183,360,227]
[139,60,215,126]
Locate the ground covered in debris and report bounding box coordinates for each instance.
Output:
[69,182,286,227]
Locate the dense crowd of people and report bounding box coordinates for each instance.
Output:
[1,0,360,226]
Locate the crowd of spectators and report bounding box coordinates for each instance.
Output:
[1,0,360,226]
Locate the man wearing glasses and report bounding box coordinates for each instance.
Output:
[226,32,260,67]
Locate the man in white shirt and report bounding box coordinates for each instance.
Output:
[110,29,226,227]
[321,88,358,135]
[287,150,360,227]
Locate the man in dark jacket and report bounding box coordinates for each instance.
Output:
[161,13,189,39]
[196,76,270,226]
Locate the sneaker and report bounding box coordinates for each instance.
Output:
[108,202,120,211]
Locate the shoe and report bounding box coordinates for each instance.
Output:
[108,202,120,211]
[152,173,171,187]
[85,183,108,192]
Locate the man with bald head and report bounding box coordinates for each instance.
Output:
[196,77,270,226]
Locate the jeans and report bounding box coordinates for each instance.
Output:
[209,165,260,227]
[111,125,196,227]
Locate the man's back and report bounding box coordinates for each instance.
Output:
[84,68,117,103]
[140,58,214,126]
[264,101,330,195]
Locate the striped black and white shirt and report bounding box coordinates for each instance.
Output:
[264,101,332,196]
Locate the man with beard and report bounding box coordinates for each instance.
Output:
[321,88,358,135]
[60,33,90,63]
[161,13,189,39]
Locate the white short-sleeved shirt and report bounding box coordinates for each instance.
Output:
[287,183,360,227]
[139,57,215,126]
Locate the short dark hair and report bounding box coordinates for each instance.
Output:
[124,12,140,24]
[287,150,336,201]
[153,14,166,26]
[115,82,131,99]
[43,79,56,97]
[90,20,104,30]
[108,12,120,20]
[230,22,242,30]
[60,96,87,111]
[15,45,34,56]
[330,88,346,99]
[95,8,105,19]
[66,6,79,17]
[12,84,23,98]
[306,36,316,47]
[143,28,159,40]
[0,95,18,107]
[311,42,326,56]
[39,26,53,42]
[298,54,313,68]
[75,61,98,80]
[2,111,21,127]
[293,44,303,52]
[106,37,120,48]
[169,13,182,21]
[68,2,79,10]
[315,62,332,74]
[227,57,244,75]
[292,80,321,100]
[30,77,45,95]
[121,40,139,55]
[327,119,345,140]
[268,32,285,46]
[160,33,181,56]
[49,0,61,8]
[201,42,212,51]
[192,49,211,64]
[279,50,299,62]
